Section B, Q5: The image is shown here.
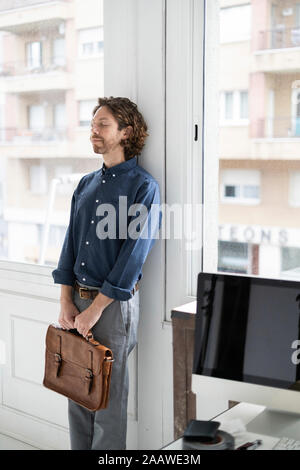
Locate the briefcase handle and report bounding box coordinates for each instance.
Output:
[69,328,97,344]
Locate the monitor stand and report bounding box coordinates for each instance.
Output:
[247,408,300,440]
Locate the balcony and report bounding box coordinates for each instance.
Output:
[259,27,300,51]
[0,59,72,93]
[251,117,300,160]
[0,58,67,77]
[253,117,300,139]
[0,0,67,11]
[254,27,300,74]
[0,0,72,34]
[0,127,97,159]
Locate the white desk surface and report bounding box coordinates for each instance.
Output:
[162,403,285,450]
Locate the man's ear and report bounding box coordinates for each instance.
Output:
[123,125,133,140]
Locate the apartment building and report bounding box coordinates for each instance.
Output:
[0,0,104,265]
[218,0,300,279]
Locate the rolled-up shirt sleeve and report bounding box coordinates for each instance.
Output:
[52,189,77,286]
[100,179,162,301]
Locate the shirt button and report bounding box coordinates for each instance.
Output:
[81,262,85,266]
[102,180,106,183]
[96,199,99,203]
[112,174,116,177]
[82,278,86,281]
[91,220,95,224]
[86,241,89,245]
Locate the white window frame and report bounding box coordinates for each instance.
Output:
[166,0,206,315]
[220,169,261,205]
[78,27,104,59]
[220,90,249,126]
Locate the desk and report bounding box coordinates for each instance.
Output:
[162,403,300,450]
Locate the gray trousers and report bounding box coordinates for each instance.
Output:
[68,281,140,450]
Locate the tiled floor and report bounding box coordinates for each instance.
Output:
[0,433,39,450]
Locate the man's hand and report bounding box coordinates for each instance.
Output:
[58,299,80,330]
[74,303,103,338]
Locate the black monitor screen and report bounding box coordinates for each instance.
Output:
[193,273,300,391]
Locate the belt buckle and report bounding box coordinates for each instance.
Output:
[79,287,89,299]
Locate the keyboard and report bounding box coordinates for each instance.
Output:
[273,437,300,450]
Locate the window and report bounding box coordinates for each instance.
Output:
[289,171,300,207]
[220,170,260,204]
[0,0,104,266]
[28,105,45,130]
[78,27,104,58]
[52,38,65,66]
[240,91,248,120]
[224,92,233,119]
[220,90,249,124]
[220,4,251,43]
[26,41,42,69]
[54,103,66,135]
[29,165,47,194]
[281,247,300,274]
[78,100,95,126]
[218,241,250,273]
[200,0,300,287]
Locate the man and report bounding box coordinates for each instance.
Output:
[52,96,161,450]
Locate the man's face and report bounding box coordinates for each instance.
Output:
[90,106,127,156]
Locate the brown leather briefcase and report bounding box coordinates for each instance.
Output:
[43,324,114,411]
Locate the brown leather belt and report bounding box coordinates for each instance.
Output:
[74,281,139,300]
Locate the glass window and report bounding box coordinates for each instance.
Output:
[201,0,300,286]
[281,246,300,273]
[26,41,42,69]
[224,92,233,119]
[79,100,95,126]
[240,91,248,119]
[52,38,65,66]
[218,241,250,273]
[221,170,260,204]
[289,171,300,206]
[28,105,45,130]
[0,0,104,266]
[29,165,47,194]
[78,27,104,57]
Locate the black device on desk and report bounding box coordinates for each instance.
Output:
[193,272,300,416]
[182,419,235,450]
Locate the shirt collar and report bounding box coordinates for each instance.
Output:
[100,156,137,177]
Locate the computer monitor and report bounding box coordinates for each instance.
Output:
[192,272,300,421]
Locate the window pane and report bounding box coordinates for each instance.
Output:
[240,91,248,119]
[224,185,238,198]
[225,92,233,119]
[202,0,300,284]
[243,185,259,199]
[79,100,95,126]
[218,241,249,273]
[78,26,104,57]
[0,0,104,266]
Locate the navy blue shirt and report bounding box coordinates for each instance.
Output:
[52,156,161,300]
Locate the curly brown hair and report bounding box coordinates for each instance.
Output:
[92,97,149,160]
